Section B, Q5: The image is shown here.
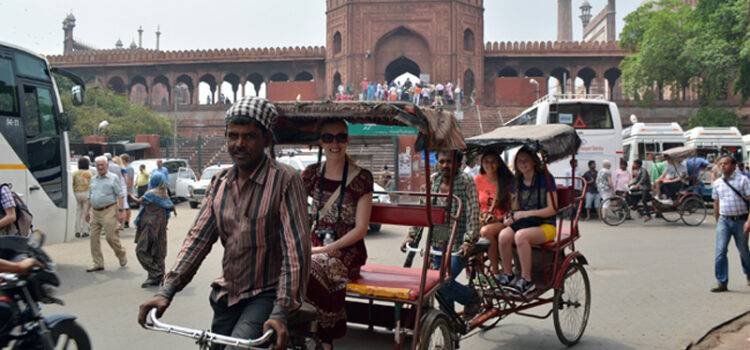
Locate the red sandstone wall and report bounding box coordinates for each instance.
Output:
[494,77,547,107]
[135,134,161,158]
[267,81,319,101]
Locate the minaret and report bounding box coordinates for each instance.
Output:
[138,25,143,48]
[115,38,123,49]
[580,0,592,29]
[155,25,161,51]
[606,0,617,41]
[62,13,76,54]
[557,0,573,42]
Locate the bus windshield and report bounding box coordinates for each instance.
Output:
[549,103,613,129]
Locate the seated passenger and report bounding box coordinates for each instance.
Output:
[497,148,558,296]
[656,154,687,204]
[301,120,373,350]
[402,151,481,318]
[475,150,514,281]
[628,159,653,221]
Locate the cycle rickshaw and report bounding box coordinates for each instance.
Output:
[600,145,708,227]
[145,101,471,350]
[456,124,592,346]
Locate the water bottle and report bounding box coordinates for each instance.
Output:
[323,232,334,246]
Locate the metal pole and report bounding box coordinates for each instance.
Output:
[173,88,180,157]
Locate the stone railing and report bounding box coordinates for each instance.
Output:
[484,40,629,57]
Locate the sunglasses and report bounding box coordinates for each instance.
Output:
[320,133,349,143]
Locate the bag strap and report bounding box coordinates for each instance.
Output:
[314,161,361,230]
[721,177,750,208]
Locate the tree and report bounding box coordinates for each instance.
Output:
[620,0,750,105]
[686,106,739,129]
[55,73,173,140]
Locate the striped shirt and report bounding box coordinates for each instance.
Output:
[159,156,311,321]
[712,171,750,216]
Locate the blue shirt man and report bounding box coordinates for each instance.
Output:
[685,157,711,181]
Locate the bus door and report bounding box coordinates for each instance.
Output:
[18,79,66,208]
[0,51,28,197]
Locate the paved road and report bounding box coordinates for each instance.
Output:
[41,202,749,349]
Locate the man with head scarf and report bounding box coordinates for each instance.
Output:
[134,172,174,288]
[138,97,311,350]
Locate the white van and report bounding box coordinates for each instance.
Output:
[684,127,745,162]
[622,122,685,167]
[505,94,623,175]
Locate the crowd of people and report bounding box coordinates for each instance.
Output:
[334,77,475,107]
[4,95,748,349]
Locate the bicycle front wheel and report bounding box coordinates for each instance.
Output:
[600,196,627,226]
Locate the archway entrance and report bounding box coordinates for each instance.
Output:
[385,56,421,84]
[374,26,431,83]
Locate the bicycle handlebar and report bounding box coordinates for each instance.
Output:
[144,308,275,349]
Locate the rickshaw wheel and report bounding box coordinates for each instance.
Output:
[553,262,591,347]
[680,196,707,226]
[600,197,627,226]
[418,309,455,350]
[659,203,681,222]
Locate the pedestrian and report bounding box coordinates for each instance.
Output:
[597,160,614,209]
[613,159,631,195]
[134,172,174,288]
[301,119,373,349]
[582,160,600,220]
[72,157,92,238]
[709,155,750,292]
[120,154,135,228]
[135,164,150,197]
[0,184,17,235]
[137,96,310,350]
[86,156,127,272]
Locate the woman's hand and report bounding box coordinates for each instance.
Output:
[513,211,527,220]
[311,246,328,255]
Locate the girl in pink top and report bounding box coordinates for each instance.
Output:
[475,150,514,278]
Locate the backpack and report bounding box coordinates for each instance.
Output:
[0,183,33,237]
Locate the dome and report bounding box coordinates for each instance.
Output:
[580,0,592,9]
[129,40,138,49]
[115,39,123,48]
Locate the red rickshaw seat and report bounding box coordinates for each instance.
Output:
[346,264,442,301]
[369,203,448,227]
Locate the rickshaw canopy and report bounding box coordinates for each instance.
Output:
[662,145,697,162]
[272,101,465,151]
[465,124,581,163]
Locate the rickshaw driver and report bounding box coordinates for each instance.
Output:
[401,151,482,318]
[137,96,311,350]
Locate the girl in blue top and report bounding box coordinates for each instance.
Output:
[496,147,558,296]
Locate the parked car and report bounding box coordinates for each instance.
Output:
[277,152,390,232]
[129,158,190,199]
[185,164,232,209]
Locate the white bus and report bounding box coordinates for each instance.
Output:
[684,127,745,162]
[0,41,85,243]
[622,122,685,167]
[505,94,623,175]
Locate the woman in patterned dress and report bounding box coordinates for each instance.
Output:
[301,120,373,349]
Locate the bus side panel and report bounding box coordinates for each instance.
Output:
[0,130,28,200]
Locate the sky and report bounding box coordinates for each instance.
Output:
[1,0,643,56]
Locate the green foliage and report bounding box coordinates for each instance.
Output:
[620,0,750,104]
[55,73,173,140]
[686,107,739,129]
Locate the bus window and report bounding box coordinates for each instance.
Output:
[550,103,613,129]
[623,144,631,162]
[662,143,683,151]
[637,142,658,160]
[22,84,63,207]
[0,58,18,114]
[506,107,537,126]
[15,52,50,81]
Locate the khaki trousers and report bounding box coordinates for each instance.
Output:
[74,191,90,234]
[89,205,126,268]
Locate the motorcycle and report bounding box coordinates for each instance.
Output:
[0,232,91,350]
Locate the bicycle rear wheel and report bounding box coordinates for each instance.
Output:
[600,196,627,226]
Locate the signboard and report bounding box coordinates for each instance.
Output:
[419,74,431,84]
[348,123,418,136]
